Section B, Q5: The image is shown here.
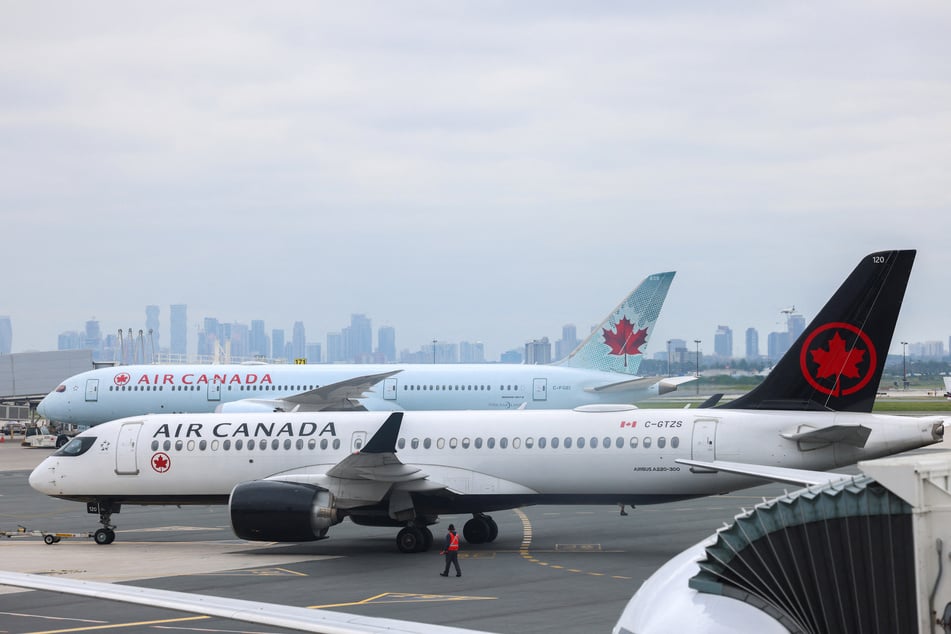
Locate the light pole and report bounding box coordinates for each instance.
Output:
[666,340,672,377]
[901,341,908,390]
[694,339,701,395]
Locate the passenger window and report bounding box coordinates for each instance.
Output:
[296,439,303,450]
[308,438,316,450]
[284,439,292,450]
[437,438,446,449]
[590,436,598,448]
[500,438,508,449]
[411,438,420,449]
[259,439,267,450]
[525,437,534,449]
[577,437,585,449]
[164,439,172,451]
[550,437,558,449]
[321,438,328,450]
[475,438,483,449]
[424,438,432,449]
[175,440,183,451]
[487,437,496,449]
[564,437,572,449]
[449,438,458,449]
[658,437,666,449]
[538,437,546,449]
[333,439,340,450]
[671,437,680,449]
[235,439,243,450]
[630,437,638,449]
[615,437,623,448]
[151,440,159,451]
[223,439,231,450]
[643,437,652,448]
[512,437,521,449]
[210,440,218,451]
[398,438,406,449]
[199,440,207,451]
[462,437,470,449]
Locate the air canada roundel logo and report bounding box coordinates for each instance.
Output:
[114,372,131,386]
[151,452,171,473]
[799,322,877,397]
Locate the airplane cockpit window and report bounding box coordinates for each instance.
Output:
[53,436,97,457]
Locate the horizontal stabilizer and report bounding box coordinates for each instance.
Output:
[674,459,853,487]
[780,424,871,447]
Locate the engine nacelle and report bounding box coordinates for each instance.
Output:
[229,480,339,542]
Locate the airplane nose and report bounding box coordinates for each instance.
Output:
[36,397,50,418]
[29,459,57,495]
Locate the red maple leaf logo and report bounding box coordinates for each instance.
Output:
[151,452,170,473]
[799,322,877,398]
[603,318,648,356]
[114,373,130,386]
[810,332,866,379]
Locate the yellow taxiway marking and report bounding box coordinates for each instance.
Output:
[202,566,309,577]
[19,593,495,633]
[514,508,632,580]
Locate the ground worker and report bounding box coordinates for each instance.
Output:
[439,524,461,577]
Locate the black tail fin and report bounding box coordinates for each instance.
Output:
[724,250,915,413]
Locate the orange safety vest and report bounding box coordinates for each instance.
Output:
[448,532,459,551]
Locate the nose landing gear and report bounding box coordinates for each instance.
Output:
[87,501,118,545]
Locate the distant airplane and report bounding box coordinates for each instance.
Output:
[0,570,488,634]
[29,251,943,554]
[38,272,694,429]
[944,376,951,399]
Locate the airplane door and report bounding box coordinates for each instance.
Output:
[115,422,142,475]
[690,419,718,473]
[383,378,397,400]
[207,383,221,402]
[533,378,548,401]
[351,431,368,452]
[85,379,99,402]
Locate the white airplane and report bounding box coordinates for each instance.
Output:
[28,250,944,556]
[38,272,693,428]
[0,570,488,634]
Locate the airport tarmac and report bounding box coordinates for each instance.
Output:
[1,426,949,634]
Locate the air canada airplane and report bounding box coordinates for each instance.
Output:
[29,251,944,555]
[38,272,693,428]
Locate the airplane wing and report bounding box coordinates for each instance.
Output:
[0,570,490,634]
[216,370,403,413]
[674,459,854,487]
[585,375,696,395]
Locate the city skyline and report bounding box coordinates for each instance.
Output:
[14,300,950,366]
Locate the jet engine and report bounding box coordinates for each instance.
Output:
[229,480,339,542]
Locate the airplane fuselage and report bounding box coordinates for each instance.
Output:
[31,409,944,514]
[38,363,674,427]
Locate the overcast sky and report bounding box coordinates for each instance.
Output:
[1,2,948,360]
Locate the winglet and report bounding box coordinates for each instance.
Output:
[361,412,403,453]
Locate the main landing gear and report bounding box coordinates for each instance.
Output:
[396,525,434,553]
[87,501,117,545]
[463,513,498,545]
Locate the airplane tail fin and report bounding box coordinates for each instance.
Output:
[724,250,916,413]
[556,272,675,375]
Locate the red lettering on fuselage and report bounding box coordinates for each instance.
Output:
[132,373,274,386]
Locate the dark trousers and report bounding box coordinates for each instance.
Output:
[443,550,461,575]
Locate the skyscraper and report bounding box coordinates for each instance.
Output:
[0,316,11,354]
[555,324,579,361]
[250,320,268,358]
[348,314,372,363]
[745,327,759,360]
[714,325,733,359]
[525,338,552,365]
[170,304,187,359]
[377,326,396,363]
[292,321,306,361]
[272,329,285,362]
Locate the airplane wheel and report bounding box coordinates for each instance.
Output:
[421,526,433,552]
[463,517,490,544]
[44,534,55,545]
[485,516,499,542]
[396,527,423,553]
[94,529,115,545]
